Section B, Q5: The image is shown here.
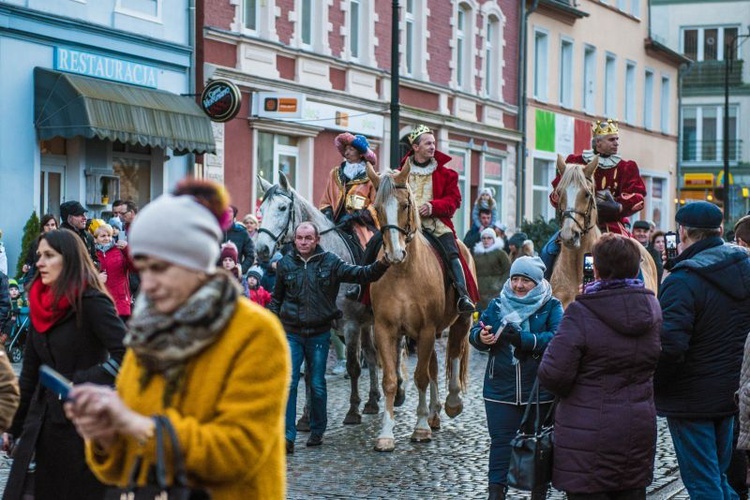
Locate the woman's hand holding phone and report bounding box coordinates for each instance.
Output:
[479,322,497,345]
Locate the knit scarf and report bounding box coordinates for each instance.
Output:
[343,161,366,180]
[95,241,115,253]
[584,278,644,294]
[495,279,553,364]
[29,279,72,333]
[125,272,239,407]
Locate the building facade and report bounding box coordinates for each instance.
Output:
[652,0,750,224]
[198,0,522,235]
[524,0,685,231]
[0,0,213,272]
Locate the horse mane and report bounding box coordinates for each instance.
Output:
[374,171,398,207]
[555,162,588,195]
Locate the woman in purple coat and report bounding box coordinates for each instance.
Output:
[538,234,662,500]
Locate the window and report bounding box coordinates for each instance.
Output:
[682,26,739,61]
[630,0,640,17]
[644,70,654,129]
[483,155,504,222]
[238,0,276,40]
[641,176,666,229]
[618,0,627,10]
[349,0,360,59]
[625,62,636,124]
[533,158,556,222]
[300,0,313,46]
[456,4,474,91]
[583,45,596,113]
[681,105,738,162]
[448,149,470,233]
[113,142,153,209]
[604,54,617,117]
[660,76,670,134]
[256,133,300,208]
[405,0,414,75]
[484,15,502,98]
[534,30,549,101]
[559,39,573,108]
[115,0,161,21]
[243,0,257,31]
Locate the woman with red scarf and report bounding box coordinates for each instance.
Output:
[2,229,126,500]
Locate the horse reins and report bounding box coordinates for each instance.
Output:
[378,184,416,243]
[257,186,296,247]
[557,179,597,236]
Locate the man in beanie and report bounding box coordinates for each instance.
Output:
[269,221,390,453]
[60,200,99,268]
[632,220,663,288]
[654,201,750,498]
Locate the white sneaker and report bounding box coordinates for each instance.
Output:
[331,360,347,376]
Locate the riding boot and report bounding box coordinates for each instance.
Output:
[449,258,475,314]
[488,483,507,500]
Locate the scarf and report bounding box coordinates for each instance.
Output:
[494,279,552,364]
[126,272,239,407]
[29,279,72,333]
[584,278,644,294]
[343,161,366,180]
[95,241,115,253]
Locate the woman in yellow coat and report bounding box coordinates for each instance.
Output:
[64,179,290,500]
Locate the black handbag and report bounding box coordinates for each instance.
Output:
[507,377,556,492]
[104,415,210,500]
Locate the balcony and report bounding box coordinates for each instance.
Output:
[683,60,744,88]
[682,139,743,163]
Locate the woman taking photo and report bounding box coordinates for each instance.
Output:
[538,234,662,500]
[3,229,126,500]
[471,227,510,312]
[469,256,563,500]
[64,179,291,499]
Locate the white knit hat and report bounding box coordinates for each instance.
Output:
[129,194,222,273]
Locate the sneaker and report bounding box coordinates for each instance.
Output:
[306,434,323,447]
[331,359,347,376]
[286,439,294,455]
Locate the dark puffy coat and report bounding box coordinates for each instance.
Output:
[538,287,662,494]
[60,222,99,268]
[0,272,9,331]
[655,238,750,418]
[269,246,388,336]
[4,288,126,500]
[223,222,255,273]
[469,295,563,403]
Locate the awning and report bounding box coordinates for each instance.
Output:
[34,67,216,154]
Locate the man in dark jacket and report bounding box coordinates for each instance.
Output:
[59,200,99,269]
[655,201,750,499]
[0,271,10,334]
[463,208,492,250]
[222,205,255,274]
[269,221,389,453]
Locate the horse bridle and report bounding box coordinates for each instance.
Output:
[557,179,597,236]
[378,184,416,243]
[257,185,296,247]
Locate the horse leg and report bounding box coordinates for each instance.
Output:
[427,347,442,431]
[362,325,381,415]
[394,336,407,407]
[410,332,435,443]
[374,327,399,452]
[343,323,363,425]
[445,315,471,418]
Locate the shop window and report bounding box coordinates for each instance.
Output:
[113,142,152,209]
[255,132,300,214]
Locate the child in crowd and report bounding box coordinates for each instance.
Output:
[220,242,243,283]
[472,188,498,230]
[246,266,272,307]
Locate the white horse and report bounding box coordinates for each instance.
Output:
[255,173,384,424]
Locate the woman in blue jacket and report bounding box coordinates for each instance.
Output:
[469,256,563,500]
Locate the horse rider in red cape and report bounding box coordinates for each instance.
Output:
[398,124,478,314]
[540,118,647,277]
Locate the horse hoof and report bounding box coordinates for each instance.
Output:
[444,402,463,418]
[363,402,379,415]
[374,438,395,452]
[428,416,441,431]
[410,429,432,443]
[343,411,362,425]
[394,389,406,407]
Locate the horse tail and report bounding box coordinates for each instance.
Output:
[458,332,470,393]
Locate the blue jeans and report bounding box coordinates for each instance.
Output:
[667,416,739,500]
[285,331,330,442]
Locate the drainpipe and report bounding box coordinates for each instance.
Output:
[516,0,539,228]
[187,0,197,178]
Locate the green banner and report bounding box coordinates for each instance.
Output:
[535,109,555,152]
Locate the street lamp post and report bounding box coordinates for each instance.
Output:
[723,32,750,225]
[390,0,400,170]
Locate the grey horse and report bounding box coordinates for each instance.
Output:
[255,172,385,424]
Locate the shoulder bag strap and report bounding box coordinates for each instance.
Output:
[154,415,169,489]
[158,415,189,488]
[518,377,542,433]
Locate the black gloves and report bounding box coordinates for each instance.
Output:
[354,209,375,227]
[596,190,622,223]
[502,323,522,348]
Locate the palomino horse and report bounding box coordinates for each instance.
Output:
[550,155,658,308]
[255,173,381,424]
[366,162,474,452]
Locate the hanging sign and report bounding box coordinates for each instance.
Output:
[201,80,242,122]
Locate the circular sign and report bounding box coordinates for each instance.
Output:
[200,79,242,122]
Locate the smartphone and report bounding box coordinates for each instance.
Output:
[39,365,73,400]
[582,253,595,286]
[665,232,679,260]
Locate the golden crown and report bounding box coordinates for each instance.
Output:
[408,124,433,145]
[592,119,619,137]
